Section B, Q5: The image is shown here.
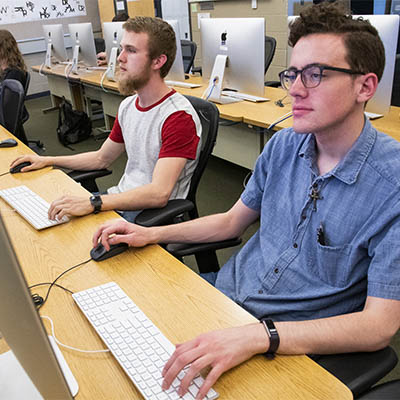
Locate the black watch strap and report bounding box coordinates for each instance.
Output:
[260,318,280,358]
[90,195,102,214]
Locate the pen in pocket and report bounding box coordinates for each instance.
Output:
[317,222,326,246]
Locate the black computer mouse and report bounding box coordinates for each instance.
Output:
[0,138,18,148]
[9,161,32,174]
[90,242,129,261]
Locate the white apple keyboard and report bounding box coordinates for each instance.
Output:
[0,185,69,230]
[221,90,270,102]
[73,282,219,400]
[165,80,202,89]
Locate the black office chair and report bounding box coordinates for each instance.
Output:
[391,54,400,107]
[94,38,106,54]
[358,379,400,399]
[264,36,276,75]
[311,346,398,398]
[181,40,197,74]
[0,79,25,136]
[134,95,241,272]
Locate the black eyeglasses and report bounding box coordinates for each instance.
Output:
[279,64,364,91]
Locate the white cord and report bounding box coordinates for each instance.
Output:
[100,68,110,92]
[41,315,110,354]
[64,62,73,78]
[268,111,293,130]
[38,63,46,76]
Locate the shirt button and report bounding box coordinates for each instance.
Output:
[293,243,298,248]
[258,289,263,294]
[274,268,279,274]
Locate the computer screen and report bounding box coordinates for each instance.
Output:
[0,213,77,399]
[355,15,399,116]
[286,15,399,116]
[200,18,265,97]
[165,19,185,82]
[103,21,125,63]
[68,22,98,70]
[43,24,68,67]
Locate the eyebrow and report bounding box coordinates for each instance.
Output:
[287,63,326,71]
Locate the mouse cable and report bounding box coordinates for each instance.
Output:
[268,111,293,131]
[29,282,74,307]
[0,171,10,177]
[41,315,110,354]
[35,258,92,310]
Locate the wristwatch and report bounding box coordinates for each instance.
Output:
[260,318,280,358]
[89,194,103,214]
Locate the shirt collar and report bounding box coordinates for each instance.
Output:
[298,118,377,185]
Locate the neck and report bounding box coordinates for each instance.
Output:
[315,110,365,176]
[136,76,171,108]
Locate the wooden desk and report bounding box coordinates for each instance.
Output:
[31,65,96,112]
[0,149,352,399]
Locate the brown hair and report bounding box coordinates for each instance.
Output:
[0,30,27,77]
[123,16,176,78]
[288,1,385,81]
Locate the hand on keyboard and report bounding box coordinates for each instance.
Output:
[49,195,94,220]
[162,324,265,399]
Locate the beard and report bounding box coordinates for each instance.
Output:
[118,66,152,96]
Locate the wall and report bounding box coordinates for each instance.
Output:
[10,1,102,95]
[189,0,288,82]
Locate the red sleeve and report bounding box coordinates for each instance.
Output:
[108,113,124,143]
[159,111,199,160]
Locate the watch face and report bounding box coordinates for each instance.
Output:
[90,195,102,212]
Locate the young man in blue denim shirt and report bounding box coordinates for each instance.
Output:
[93,3,400,399]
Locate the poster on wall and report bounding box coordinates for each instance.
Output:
[0,0,87,24]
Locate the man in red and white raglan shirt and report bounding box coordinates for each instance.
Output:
[11,17,201,222]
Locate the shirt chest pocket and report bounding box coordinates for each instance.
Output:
[308,243,353,287]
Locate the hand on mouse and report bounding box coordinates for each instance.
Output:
[10,155,50,172]
[92,219,156,250]
[97,52,107,66]
[48,195,93,220]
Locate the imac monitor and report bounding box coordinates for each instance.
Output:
[165,19,186,82]
[103,21,125,63]
[0,213,78,398]
[200,18,265,100]
[103,21,125,80]
[43,24,68,67]
[68,23,98,72]
[355,15,399,116]
[286,15,399,116]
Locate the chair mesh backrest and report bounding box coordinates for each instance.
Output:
[0,79,25,135]
[181,40,197,74]
[265,36,277,74]
[184,95,219,205]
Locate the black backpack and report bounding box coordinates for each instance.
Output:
[57,97,92,149]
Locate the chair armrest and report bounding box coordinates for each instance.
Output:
[311,346,398,397]
[166,238,242,257]
[134,199,194,227]
[67,169,112,193]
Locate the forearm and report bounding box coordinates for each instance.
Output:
[153,212,245,244]
[276,310,396,355]
[47,151,110,171]
[101,183,172,212]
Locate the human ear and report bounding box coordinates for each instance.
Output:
[152,54,167,71]
[356,73,378,104]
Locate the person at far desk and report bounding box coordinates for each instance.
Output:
[93,3,400,399]
[11,17,201,222]
[96,11,130,66]
[0,30,28,87]
[0,29,29,126]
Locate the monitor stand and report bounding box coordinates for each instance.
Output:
[0,336,79,399]
[206,54,241,104]
[71,44,80,75]
[106,46,118,81]
[44,43,52,69]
